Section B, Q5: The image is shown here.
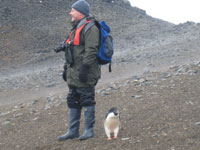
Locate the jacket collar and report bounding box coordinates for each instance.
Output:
[71,15,95,29]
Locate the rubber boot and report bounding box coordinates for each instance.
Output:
[58,108,81,141]
[79,105,95,140]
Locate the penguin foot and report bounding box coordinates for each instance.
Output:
[107,137,112,140]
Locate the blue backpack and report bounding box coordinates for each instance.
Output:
[85,20,114,72]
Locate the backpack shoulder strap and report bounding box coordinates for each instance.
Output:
[84,20,100,34]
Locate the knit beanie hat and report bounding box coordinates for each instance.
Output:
[72,0,90,17]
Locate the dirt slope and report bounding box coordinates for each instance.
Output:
[0,64,200,150]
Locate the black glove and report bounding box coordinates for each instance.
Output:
[79,65,89,83]
[62,64,67,82]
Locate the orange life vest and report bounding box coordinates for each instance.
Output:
[66,20,91,45]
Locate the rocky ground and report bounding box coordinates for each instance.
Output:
[0,62,200,150]
[1,0,200,149]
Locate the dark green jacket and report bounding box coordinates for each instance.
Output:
[66,18,101,88]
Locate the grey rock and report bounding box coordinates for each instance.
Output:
[32,99,40,105]
[0,111,10,117]
[194,122,200,126]
[14,113,23,118]
[132,95,142,99]
[162,72,172,78]
[2,121,11,125]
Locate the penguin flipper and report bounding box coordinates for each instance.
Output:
[104,125,111,139]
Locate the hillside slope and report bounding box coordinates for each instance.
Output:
[0,0,173,69]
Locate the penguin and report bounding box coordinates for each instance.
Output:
[104,107,120,140]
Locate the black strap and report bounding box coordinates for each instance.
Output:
[84,21,95,34]
[109,62,112,72]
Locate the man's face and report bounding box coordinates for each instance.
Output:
[69,8,85,21]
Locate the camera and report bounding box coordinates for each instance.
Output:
[54,41,66,53]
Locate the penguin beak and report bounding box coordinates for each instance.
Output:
[114,112,118,116]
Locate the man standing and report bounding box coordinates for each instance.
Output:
[55,0,100,141]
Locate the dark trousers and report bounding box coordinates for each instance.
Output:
[67,87,95,109]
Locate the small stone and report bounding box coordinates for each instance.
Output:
[194,122,200,126]
[96,89,104,94]
[45,104,51,110]
[103,92,110,96]
[14,103,24,109]
[162,72,171,78]
[161,131,167,136]
[150,92,157,95]
[186,101,194,105]
[138,78,146,83]
[32,100,39,105]
[121,137,129,141]
[14,113,23,118]
[30,108,39,114]
[132,95,142,99]
[2,121,11,125]
[32,117,39,121]
[0,111,10,117]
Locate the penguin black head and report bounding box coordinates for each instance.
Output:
[105,107,119,118]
